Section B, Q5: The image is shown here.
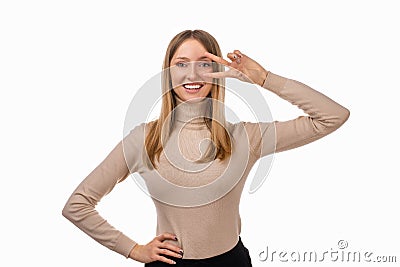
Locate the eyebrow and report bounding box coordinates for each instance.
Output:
[175,56,211,61]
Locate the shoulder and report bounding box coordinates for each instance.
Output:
[227,121,256,142]
[228,121,270,135]
[228,121,275,146]
[123,121,157,172]
[126,120,157,138]
[123,120,157,150]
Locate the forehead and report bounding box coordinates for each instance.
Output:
[172,39,208,60]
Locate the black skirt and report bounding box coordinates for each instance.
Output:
[144,236,252,267]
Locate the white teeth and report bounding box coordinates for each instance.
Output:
[184,84,202,90]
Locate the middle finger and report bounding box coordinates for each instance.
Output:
[160,242,183,256]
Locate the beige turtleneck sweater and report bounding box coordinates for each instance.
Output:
[62,72,350,260]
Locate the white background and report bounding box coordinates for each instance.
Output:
[1,0,399,266]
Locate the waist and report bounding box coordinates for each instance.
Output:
[176,236,244,263]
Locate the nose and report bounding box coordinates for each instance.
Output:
[187,62,198,81]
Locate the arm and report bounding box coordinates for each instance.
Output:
[204,50,350,158]
[252,71,350,157]
[61,138,137,258]
[62,123,184,264]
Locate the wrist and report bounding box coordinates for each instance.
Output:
[128,243,141,260]
[257,69,270,87]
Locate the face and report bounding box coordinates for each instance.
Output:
[170,39,214,102]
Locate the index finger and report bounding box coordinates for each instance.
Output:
[204,51,230,66]
[156,233,177,242]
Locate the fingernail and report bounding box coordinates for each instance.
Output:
[179,249,184,255]
[172,260,176,264]
[174,236,178,241]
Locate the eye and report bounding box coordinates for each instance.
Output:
[199,62,212,68]
[176,62,188,67]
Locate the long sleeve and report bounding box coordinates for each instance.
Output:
[245,72,350,158]
[62,124,145,258]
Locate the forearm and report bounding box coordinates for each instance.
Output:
[261,71,350,152]
[62,190,137,257]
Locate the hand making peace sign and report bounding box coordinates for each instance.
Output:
[203,50,270,87]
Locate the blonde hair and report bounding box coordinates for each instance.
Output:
[145,30,231,169]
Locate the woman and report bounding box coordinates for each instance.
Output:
[62,29,350,266]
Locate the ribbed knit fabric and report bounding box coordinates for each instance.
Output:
[62,72,349,259]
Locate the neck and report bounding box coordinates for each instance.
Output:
[173,95,212,124]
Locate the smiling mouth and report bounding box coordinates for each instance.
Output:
[183,83,204,90]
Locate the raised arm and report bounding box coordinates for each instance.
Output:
[260,71,349,155]
[203,50,350,158]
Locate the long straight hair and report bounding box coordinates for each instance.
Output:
[144,30,231,169]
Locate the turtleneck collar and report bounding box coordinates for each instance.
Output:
[173,95,212,124]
